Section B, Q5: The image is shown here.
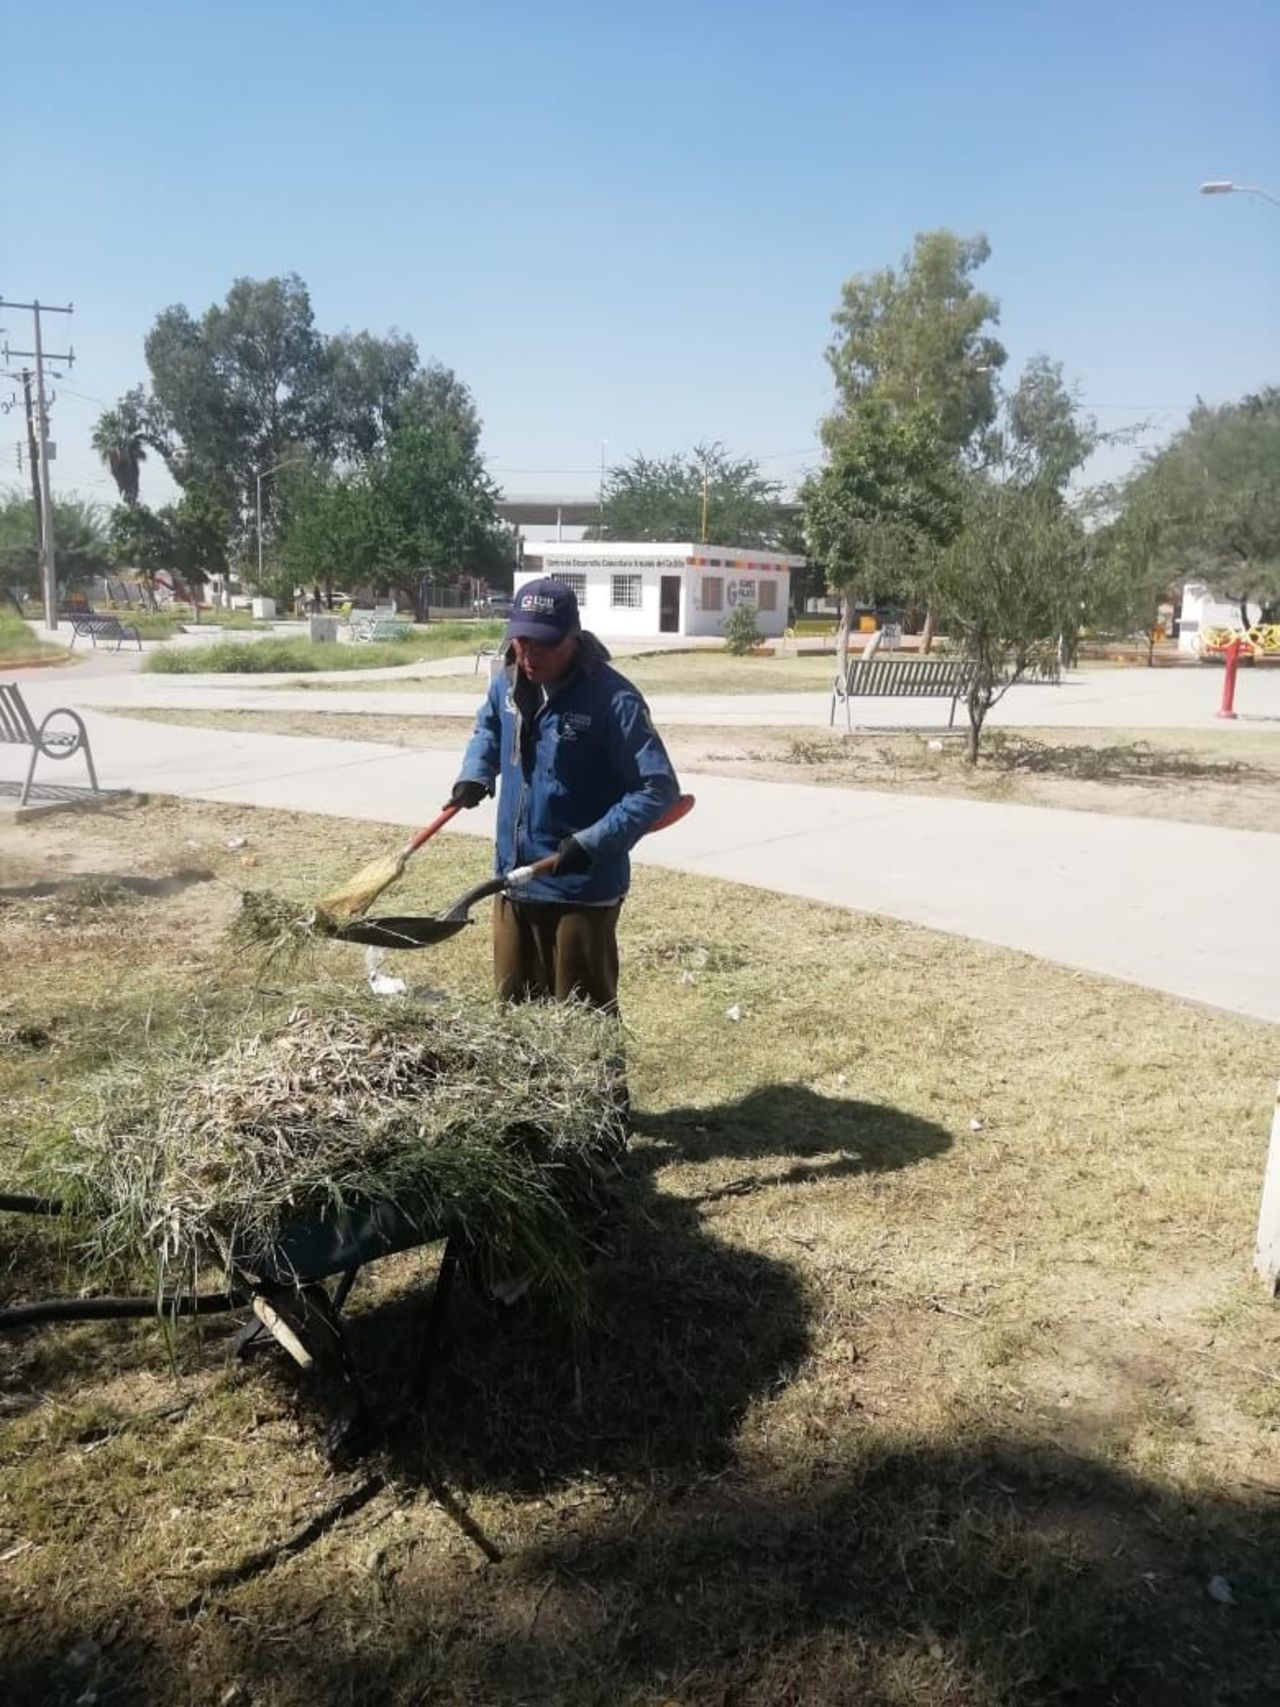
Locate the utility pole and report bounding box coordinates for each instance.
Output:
[21,371,43,577]
[1,298,75,630]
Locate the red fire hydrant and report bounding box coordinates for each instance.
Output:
[1217,637,1243,720]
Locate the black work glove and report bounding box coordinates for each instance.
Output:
[446,779,487,810]
[554,835,593,876]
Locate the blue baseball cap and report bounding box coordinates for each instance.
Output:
[504,577,582,645]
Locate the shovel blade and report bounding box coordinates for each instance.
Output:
[330,915,471,949]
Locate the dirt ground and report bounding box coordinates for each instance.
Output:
[2,797,1279,1706]
[122,707,1280,834]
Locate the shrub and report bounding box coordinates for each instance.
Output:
[723,603,762,655]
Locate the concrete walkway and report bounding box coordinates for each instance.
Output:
[2,697,1276,1026]
[14,642,1280,729]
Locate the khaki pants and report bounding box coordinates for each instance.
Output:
[492,897,622,1013]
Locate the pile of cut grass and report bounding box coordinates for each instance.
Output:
[48,993,625,1309]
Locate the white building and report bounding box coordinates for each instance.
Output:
[1178,581,1261,654]
[516,541,801,641]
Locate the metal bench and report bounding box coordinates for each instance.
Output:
[830,650,975,730]
[0,681,100,806]
[68,613,142,652]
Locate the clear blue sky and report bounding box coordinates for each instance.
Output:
[3,0,1277,508]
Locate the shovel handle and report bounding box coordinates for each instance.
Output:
[403,803,461,858]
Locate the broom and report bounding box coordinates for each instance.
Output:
[319,791,697,924]
[319,804,462,922]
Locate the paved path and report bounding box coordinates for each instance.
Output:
[15,643,1280,730]
[2,695,1277,1026]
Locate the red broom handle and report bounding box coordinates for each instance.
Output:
[403,803,461,857]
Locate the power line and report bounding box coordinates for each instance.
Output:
[1,296,74,629]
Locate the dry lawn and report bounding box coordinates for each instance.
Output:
[120,706,1280,834]
[1,797,1278,1706]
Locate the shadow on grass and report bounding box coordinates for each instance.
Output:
[7,1436,1276,1706]
[0,868,215,904]
[338,1086,951,1498]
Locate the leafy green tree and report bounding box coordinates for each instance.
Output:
[273,373,505,618]
[827,231,1006,462]
[802,402,961,665]
[366,419,505,615]
[823,231,1007,649]
[596,444,785,547]
[91,386,150,505]
[929,363,1097,762]
[274,466,375,609]
[0,491,110,601]
[1087,479,1176,663]
[1132,389,1280,626]
[108,503,174,578]
[935,480,1088,763]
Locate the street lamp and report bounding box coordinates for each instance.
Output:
[1199,179,1280,207]
[254,455,305,585]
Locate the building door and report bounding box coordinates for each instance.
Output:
[659,575,681,633]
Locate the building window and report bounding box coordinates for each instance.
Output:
[611,574,642,609]
[551,572,587,603]
[701,576,724,612]
[757,579,777,613]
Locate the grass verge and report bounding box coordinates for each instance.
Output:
[299,648,842,694]
[1,797,1277,1705]
[115,706,1280,835]
[0,607,70,668]
[144,620,502,675]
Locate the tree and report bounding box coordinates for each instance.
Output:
[824,231,1007,649]
[827,231,1006,462]
[596,444,785,547]
[273,372,505,619]
[1087,479,1176,664]
[802,402,962,665]
[91,386,150,505]
[934,479,1088,762]
[0,491,110,602]
[108,504,174,579]
[929,362,1097,762]
[1131,389,1280,626]
[274,466,376,609]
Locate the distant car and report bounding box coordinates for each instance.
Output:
[477,594,514,617]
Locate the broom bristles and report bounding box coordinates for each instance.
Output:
[319,850,407,921]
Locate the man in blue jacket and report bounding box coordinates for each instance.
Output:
[448,577,680,1014]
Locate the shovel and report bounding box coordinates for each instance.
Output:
[330,792,695,951]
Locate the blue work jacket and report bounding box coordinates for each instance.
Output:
[458,634,680,903]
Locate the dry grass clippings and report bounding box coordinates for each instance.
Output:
[2,796,1278,1706]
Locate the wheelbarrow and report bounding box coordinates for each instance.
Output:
[0,1188,462,1461]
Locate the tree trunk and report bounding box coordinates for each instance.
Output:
[920,606,937,655]
[965,677,991,767]
[836,592,852,686]
[1240,599,1252,632]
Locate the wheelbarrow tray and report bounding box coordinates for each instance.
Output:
[238,1191,443,1286]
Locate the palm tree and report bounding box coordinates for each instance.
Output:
[91,389,149,506]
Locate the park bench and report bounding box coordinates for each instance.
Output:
[67,613,142,652]
[0,681,100,806]
[830,646,975,731]
[349,614,413,643]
